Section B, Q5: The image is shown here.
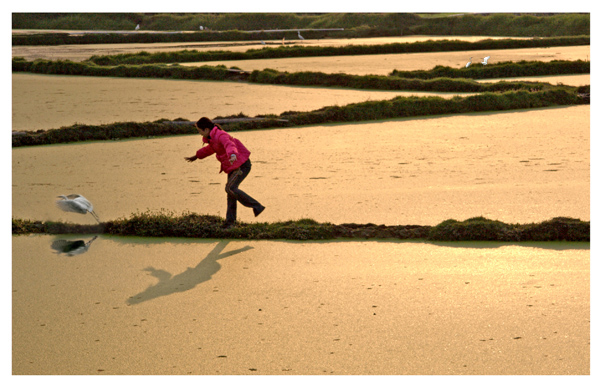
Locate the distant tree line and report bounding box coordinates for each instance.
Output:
[12,13,590,46]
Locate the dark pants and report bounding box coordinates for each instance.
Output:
[225,159,262,224]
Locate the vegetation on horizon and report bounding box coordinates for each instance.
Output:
[11,213,590,242]
[12,13,590,46]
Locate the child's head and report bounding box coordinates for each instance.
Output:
[196,117,213,130]
[195,117,214,136]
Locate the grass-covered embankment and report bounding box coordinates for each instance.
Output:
[12,87,587,147]
[247,64,585,92]
[82,36,590,66]
[12,119,199,147]
[13,57,587,93]
[390,59,590,80]
[11,214,590,242]
[12,58,236,81]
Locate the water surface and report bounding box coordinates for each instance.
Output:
[12,73,474,132]
[12,106,590,226]
[184,45,590,75]
[11,35,535,62]
[12,234,590,375]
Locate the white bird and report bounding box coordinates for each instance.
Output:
[482,56,491,65]
[135,24,140,30]
[465,57,472,68]
[261,40,266,45]
[56,194,100,223]
[298,30,304,40]
[199,25,204,30]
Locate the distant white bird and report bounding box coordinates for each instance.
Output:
[135,24,140,30]
[482,56,491,65]
[465,57,473,68]
[56,194,100,223]
[297,30,304,40]
[199,25,204,30]
[261,40,266,45]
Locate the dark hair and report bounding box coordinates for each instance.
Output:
[196,117,223,131]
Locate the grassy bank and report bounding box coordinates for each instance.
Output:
[278,89,583,126]
[247,64,584,92]
[12,13,589,44]
[82,36,590,66]
[13,57,587,93]
[11,214,590,242]
[12,120,199,147]
[390,60,590,80]
[12,88,587,147]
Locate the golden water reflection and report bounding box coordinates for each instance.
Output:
[12,73,475,132]
[12,235,590,375]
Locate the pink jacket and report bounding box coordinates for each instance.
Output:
[195,126,251,174]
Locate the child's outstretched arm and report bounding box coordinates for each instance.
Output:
[193,145,216,160]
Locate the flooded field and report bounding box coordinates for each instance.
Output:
[183,45,590,75]
[12,105,589,226]
[11,35,533,62]
[11,35,591,376]
[12,42,590,132]
[12,235,590,375]
[11,73,476,132]
[11,45,590,133]
[477,74,590,87]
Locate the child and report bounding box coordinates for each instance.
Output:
[185,117,265,228]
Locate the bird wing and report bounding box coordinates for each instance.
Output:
[56,199,86,214]
[72,196,94,212]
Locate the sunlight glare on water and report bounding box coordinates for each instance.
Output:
[12,235,590,375]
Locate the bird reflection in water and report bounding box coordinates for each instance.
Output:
[51,236,98,256]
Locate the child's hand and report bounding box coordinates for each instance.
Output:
[185,156,197,162]
[229,154,237,165]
